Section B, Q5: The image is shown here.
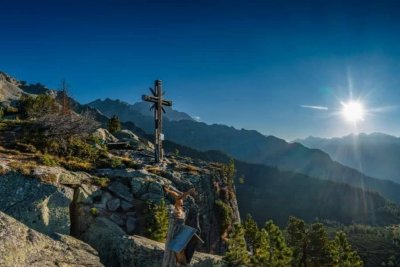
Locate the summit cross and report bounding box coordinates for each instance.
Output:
[142,80,172,163]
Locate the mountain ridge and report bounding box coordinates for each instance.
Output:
[297,132,400,184]
[88,98,400,204]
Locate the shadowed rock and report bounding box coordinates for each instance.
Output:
[0,211,103,267]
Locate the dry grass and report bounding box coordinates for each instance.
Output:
[59,159,94,172]
[174,163,200,175]
[145,166,167,177]
[7,161,36,176]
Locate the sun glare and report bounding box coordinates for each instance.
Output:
[341,101,365,122]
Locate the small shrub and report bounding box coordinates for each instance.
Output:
[108,115,121,133]
[146,198,169,242]
[215,199,233,235]
[93,176,110,188]
[90,207,99,216]
[39,154,58,166]
[8,161,36,176]
[19,94,57,119]
[60,159,94,172]
[174,149,180,157]
[95,156,123,169]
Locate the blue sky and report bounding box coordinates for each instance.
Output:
[1,0,400,140]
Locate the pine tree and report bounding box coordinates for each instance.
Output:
[146,198,169,242]
[331,231,363,267]
[251,229,271,266]
[264,220,292,267]
[306,223,334,266]
[287,216,307,267]
[108,115,121,134]
[243,214,259,253]
[225,223,250,266]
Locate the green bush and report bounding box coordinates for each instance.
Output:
[146,198,169,242]
[90,207,99,216]
[39,154,58,166]
[93,176,110,188]
[19,94,57,119]
[215,199,233,235]
[108,115,121,133]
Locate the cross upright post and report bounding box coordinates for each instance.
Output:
[142,80,172,163]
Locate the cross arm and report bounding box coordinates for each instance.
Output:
[142,95,173,106]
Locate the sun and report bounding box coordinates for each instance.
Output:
[341,101,365,122]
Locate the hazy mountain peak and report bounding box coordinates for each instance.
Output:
[88,98,194,122]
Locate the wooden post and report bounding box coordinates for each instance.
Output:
[162,211,183,267]
[142,80,172,163]
[155,80,163,162]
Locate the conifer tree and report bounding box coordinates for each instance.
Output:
[225,223,250,266]
[264,220,292,267]
[331,231,363,267]
[146,198,169,242]
[286,216,307,267]
[108,115,121,134]
[243,214,259,253]
[251,229,271,267]
[306,223,334,266]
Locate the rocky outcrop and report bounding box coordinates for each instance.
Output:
[0,172,73,235]
[74,152,240,255]
[0,158,99,236]
[80,217,226,267]
[0,211,103,267]
[0,71,24,104]
[93,128,119,143]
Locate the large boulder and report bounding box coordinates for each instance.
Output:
[0,211,103,267]
[80,217,226,267]
[0,173,73,235]
[114,129,140,142]
[93,128,119,143]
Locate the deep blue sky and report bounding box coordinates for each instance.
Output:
[1,0,400,140]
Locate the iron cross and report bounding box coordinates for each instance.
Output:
[142,80,172,163]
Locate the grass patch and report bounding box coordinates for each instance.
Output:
[8,161,36,176]
[38,153,58,166]
[93,176,110,188]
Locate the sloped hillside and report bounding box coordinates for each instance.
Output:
[89,98,400,204]
[162,140,400,227]
[0,71,24,103]
[297,133,400,184]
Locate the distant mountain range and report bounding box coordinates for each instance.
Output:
[162,140,400,226]
[89,98,193,122]
[296,133,400,184]
[88,98,400,204]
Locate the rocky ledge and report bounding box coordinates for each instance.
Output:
[0,211,103,267]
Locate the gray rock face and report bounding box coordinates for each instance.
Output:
[93,128,119,143]
[108,181,133,202]
[0,211,103,267]
[114,129,140,142]
[126,216,136,234]
[0,173,73,235]
[80,217,226,267]
[107,198,121,211]
[120,200,133,211]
